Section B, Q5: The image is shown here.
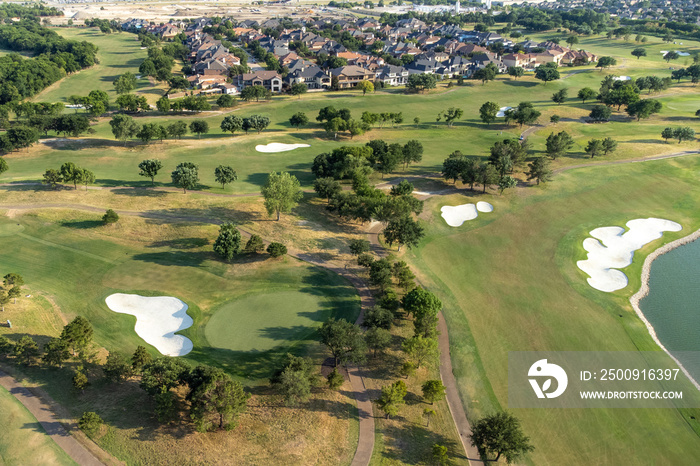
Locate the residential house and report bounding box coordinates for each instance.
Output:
[236,71,283,92]
[376,65,409,86]
[330,65,375,89]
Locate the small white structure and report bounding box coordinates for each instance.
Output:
[576,218,682,292]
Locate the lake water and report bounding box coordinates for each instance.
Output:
[638,239,700,382]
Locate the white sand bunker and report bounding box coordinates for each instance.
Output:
[576,218,682,292]
[496,106,512,118]
[441,202,493,227]
[255,143,310,153]
[105,293,193,357]
[613,76,631,81]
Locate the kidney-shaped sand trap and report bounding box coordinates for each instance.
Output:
[105,293,193,357]
[576,218,682,293]
[255,143,310,153]
[441,202,494,227]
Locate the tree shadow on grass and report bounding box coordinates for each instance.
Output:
[502,80,540,88]
[627,139,668,145]
[381,423,466,465]
[148,237,210,249]
[132,250,212,267]
[61,219,103,229]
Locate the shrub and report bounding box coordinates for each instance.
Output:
[267,242,287,258]
[78,411,103,437]
[102,209,119,224]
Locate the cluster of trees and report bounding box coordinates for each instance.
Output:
[220,114,270,135]
[478,101,541,128]
[585,137,618,158]
[0,14,98,105]
[442,142,528,194]
[157,94,211,113]
[42,162,95,190]
[109,114,215,144]
[138,47,176,83]
[316,106,372,139]
[406,73,438,93]
[1,311,250,433]
[0,125,40,153]
[669,64,700,84]
[213,223,288,262]
[67,90,109,117]
[313,140,422,181]
[661,126,696,144]
[240,85,273,102]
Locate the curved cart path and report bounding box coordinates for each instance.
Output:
[0,370,106,466]
[0,202,375,466]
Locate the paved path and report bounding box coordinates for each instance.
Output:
[0,370,105,466]
[0,202,375,466]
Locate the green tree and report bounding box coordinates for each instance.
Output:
[479,101,499,125]
[601,137,618,156]
[271,354,318,406]
[498,175,517,194]
[216,94,236,108]
[318,318,367,367]
[246,115,271,134]
[566,35,579,47]
[661,127,675,142]
[402,335,438,368]
[589,105,612,122]
[470,412,535,463]
[349,239,371,256]
[442,107,463,128]
[59,162,81,190]
[383,216,424,252]
[156,95,171,113]
[477,163,499,193]
[392,261,415,290]
[289,82,308,99]
[0,158,7,177]
[327,368,344,390]
[3,273,24,287]
[596,56,617,70]
[534,64,560,84]
[473,63,498,84]
[244,234,265,253]
[362,306,394,330]
[13,335,39,365]
[631,47,647,59]
[289,112,309,128]
[663,51,679,63]
[375,380,407,418]
[674,127,696,143]
[220,115,243,135]
[138,159,163,186]
[102,209,119,224]
[577,87,597,103]
[113,72,137,94]
[132,345,152,372]
[60,316,93,358]
[77,168,95,191]
[7,286,20,305]
[512,102,541,127]
[545,131,574,159]
[109,114,138,144]
[365,326,392,357]
[261,171,303,221]
[213,222,242,261]
[402,140,423,170]
[526,157,553,185]
[422,380,446,404]
[355,80,374,95]
[424,407,436,427]
[551,88,568,105]
[104,351,133,382]
[266,242,288,258]
[171,162,199,193]
[214,165,237,189]
[507,66,524,80]
[72,366,89,391]
[189,120,209,138]
[42,338,70,367]
[626,99,662,120]
[167,121,188,139]
[432,444,449,465]
[78,412,103,438]
[187,366,250,432]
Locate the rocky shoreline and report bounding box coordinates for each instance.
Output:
[629,227,700,391]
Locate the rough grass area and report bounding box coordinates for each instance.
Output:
[0,385,76,466]
[406,155,700,464]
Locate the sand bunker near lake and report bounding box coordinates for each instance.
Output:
[576,218,682,292]
[441,202,494,227]
[496,106,513,118]
[255,143,310,153]
[105,293,193,357]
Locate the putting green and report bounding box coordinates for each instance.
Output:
[205,291,331,352]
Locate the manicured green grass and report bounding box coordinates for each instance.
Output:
[31,28,163,104]
[0,385,76,466]
[406,155,700,465]
[0,212,359,383]
[205,291,334,352]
